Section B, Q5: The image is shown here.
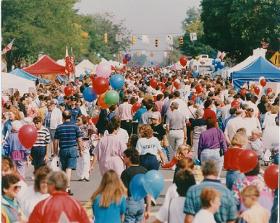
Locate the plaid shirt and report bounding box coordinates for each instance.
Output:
[184,179,237,223]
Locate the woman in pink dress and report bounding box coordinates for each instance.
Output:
[93,122,127,176]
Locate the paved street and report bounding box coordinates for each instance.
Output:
[25,163,175,223]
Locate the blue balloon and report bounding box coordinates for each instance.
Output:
[143,170,164,199]
[83,87,97,102]
[215,58,221,63]
[110,74,125,90]
[129,174,147,201]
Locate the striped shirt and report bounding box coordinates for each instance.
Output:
[54,122,82,150]
[33,127,51,147]
[184,179,237,223]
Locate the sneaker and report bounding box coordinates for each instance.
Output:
[78,178,84,181]
[151,197,157,206]
[84,178,90,182]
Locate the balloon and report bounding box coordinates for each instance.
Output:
[97,94,109,109]
[195,85,203,94]
[240,88,247,97]
[215,58,221,63]
[92,77,109,95]
[237,150,258,173]
[110,74,125,90]
[143,170,164,199]
[129,174,147,201]
[254,86,260,95]
[150,79,158,89]
[174,81,181,89]
[83,87,97,102]
[104,90,120,106]
[266,88,272,95]
[264,164,279,189]
[64,86,73,96]
[18,125,38,149]
[158,82,165,89]
[179,56,187,67]
[260,78,266,87]
[132,102,141,113]
[96,63,112,78]
[224,148,243,170]
[124,54,131,61]
[91,116,99,125]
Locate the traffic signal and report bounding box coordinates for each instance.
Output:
[104,33,108,44]
[179,36,184,45]
[131,36,137,44]
[155,39,159,47]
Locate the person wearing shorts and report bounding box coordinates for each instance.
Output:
[54,110,83,195]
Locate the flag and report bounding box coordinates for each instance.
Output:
[65,47,75,76]
[2,39,15,54]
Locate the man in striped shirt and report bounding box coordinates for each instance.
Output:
[54,110,83,195]
[31,116,51,170]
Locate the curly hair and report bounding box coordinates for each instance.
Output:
[139,124,154,138]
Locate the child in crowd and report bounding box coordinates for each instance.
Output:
[193,188,221,223]
[162,144,193,169]
[238,185,269,223]
[91,170,127,223]
[248,129,264,160]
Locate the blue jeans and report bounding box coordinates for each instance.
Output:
[200,148,224,177]
[124,197,145,223]
[59,146,78,170]
[140,154,160,170]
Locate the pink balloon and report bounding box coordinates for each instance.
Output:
[96,63,112,78]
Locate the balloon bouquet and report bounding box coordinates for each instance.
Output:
[212,58,225,72]
[129,170,164,201]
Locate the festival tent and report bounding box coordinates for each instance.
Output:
[23,55,66,80]
[10,68,50,84]
[232,57,280,89]
[227,48,267,77]
[2,72,35,94]
[75,59,96,77]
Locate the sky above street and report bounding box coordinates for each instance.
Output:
[76,0,200,62]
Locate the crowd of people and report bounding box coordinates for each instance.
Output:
[1,66,279,223]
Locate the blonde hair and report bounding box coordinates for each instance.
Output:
[177,144,192,155]
[241,185,260,198]
[139,124,154,138]
[91,170,127,207]
[271,105,279,114]
[231,133,248,147]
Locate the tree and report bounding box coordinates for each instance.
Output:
[201,0,280,61]
[180,7,215,57]
[2,0,87,70]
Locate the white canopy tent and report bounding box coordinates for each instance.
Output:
[227,48,267,77]
[75,59,97,77]
[2,72,36,95]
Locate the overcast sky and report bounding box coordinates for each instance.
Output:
[75,0,200,63]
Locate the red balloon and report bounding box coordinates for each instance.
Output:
[260,79,266,87]
[224,148,243,170]
[91,116,99,125]
[254,86,260,95]
[64,86,73,96]
[92,77,109,95]
[179,56,187,67]
[97,94,109,109]
[132,102,141,113]
[150,79,158,89]
[240,88,246,97]
[264,164,279,189]
[18,125,38,149]
[266,88,272,95]
[237,150,258,173]
[195,85,203,94]
[174,81,181,89]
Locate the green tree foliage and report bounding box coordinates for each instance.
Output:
[2,0,130,69]
[180,8,215,57]
[201,0,280,61]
